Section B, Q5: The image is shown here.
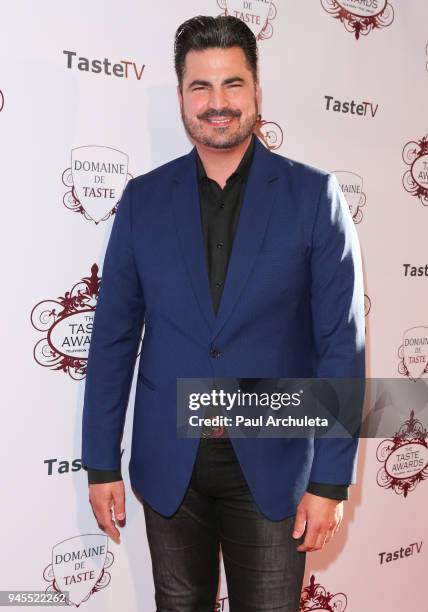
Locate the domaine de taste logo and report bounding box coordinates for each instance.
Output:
[320,0,394,39]
[402,135,428,207]
[217,0,277,39]
[376,410,428,497]
[398,326,428,380]
[333,170,367,223]
[30,265,100,380]
[43,534,114,607]
[62,146,131,224]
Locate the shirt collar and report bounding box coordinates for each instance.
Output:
[196,134,255,184]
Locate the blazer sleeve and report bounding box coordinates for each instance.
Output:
[307,481,349,501]
[308,173,365,485]
[86,467,123,485]
[81,179,145,471]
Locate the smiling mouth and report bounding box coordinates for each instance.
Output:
[204,116,235,127]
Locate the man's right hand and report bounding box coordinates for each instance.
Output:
[88,481,126,544]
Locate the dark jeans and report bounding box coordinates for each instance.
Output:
[142,435,306,612]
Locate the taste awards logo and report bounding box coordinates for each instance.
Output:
[31,264,100,380]
[43,534,114,607]
[376,410,428,497]
[333,171,366,223]
[398,326,428,380]
[320,0,394,39]
[300,574,347,610]
[402,135,428,207]
[62,146,131,223]
[254,114,283,150]
[217,0,277,39]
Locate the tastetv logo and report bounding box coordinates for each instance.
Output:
[379,541,423,564]
[325,95,379,118]
[217,0,277,39]
[402,135,428,207]
[398,326,428,380]
[45,457,82,475]
[403,263,428,277]
[321,0,394,39]
[31,264,100,380]
[62,146,131,224]
[254,114,283,150]
[300,574,348,610]
[63,50,145,80]
[333,171,366,223]
[43,534,114,607]
[376,410,428,497]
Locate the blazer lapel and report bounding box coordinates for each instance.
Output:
[212,138,279,340]
[172,148,216,331]
[172,137,279,339]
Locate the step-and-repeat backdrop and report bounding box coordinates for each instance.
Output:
[2,1,428,610]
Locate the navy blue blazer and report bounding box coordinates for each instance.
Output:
[81,136,365,519]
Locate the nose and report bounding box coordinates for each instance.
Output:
[208,87,229,112]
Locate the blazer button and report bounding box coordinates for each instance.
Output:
[210,347,222,358]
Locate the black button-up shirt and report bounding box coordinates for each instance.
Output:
[86,135,349,501]
[197,132,255,314]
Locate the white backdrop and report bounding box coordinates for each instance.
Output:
[2,1,428,610]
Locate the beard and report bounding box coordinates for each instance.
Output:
[180,97,259,150]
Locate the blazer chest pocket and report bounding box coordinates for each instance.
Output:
[137,372,157,391]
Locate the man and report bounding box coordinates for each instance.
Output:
[81,15,365,612]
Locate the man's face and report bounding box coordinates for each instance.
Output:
[177,46,260,150]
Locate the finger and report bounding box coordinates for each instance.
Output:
[313,529,328,550]
[323,527,335,545]
[90,499,121,543]
[292,509,307,539]
[330,522,340,539]
[96,509,121,543]
[296,525,320,552]
[112,487,126,522]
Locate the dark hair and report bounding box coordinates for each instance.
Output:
[174,15,258,89]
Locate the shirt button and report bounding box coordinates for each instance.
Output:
[216,242,224,249]
[215,280,223,287]
[219,202,225,208]
[210,347,222,358]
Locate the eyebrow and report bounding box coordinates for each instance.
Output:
[187,76,245,89]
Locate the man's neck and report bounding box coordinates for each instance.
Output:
[195,135,253,189]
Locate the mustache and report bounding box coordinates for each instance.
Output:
[197,108,242,120]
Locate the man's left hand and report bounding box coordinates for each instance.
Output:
[292,492,343,552]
